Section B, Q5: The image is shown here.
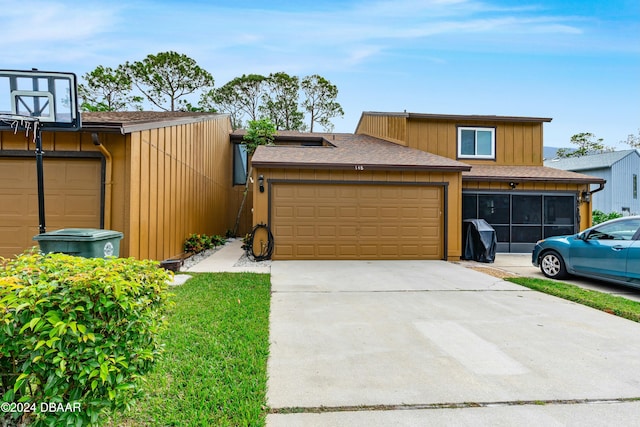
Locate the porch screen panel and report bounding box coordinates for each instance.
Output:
[478,194,509,244]
[543,196,575,238]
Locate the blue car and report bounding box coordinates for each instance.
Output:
[532,216,640,287]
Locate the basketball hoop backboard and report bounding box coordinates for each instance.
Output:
[0,69,81,130]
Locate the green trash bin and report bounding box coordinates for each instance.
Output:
[33,228,123,258]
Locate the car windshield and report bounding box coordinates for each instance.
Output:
[588,219,640,241]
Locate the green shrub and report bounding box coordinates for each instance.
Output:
[183,233,208,253]
[183,234,226,254]
[211,235,226,247]
[0,251,172,426]
[592,210,623,225]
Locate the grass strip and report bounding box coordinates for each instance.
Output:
[507,277,640,323]
[108,272,271,427]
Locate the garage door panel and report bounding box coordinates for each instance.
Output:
[274,185,295,198]
[338,245,357,256]
[317,245,338,256]
[317,225,337,237]
[379,225,399,236]
[339,225,357,237]
[294,225,315,237]
[296,245,316,257]
[272,183,443,260]
[359,207,379,219]
[339,206,357,218]
[359,244,379,256]
[0,158,101,259]
[273,224,294,237]
[317,206,337,218]
[0,194,27,215]
[317,186,338,198]
[274,206,294,219]
[380,206,400,217]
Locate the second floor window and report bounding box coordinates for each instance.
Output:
[233,143,248,185]
[457,126,495,159]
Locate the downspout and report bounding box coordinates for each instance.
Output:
[91,133,112,230]
[589,182,606,195]
[580,181,606,228]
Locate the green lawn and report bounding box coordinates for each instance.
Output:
[507,277,640,323]
[108,272,271,427]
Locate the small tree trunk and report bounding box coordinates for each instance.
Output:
[232,165,253,236]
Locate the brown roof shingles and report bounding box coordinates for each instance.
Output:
[464,165,605,184]
[81,111,219,124]
[251,133,471,172]
[80,111,225,133]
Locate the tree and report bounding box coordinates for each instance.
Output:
[556,132,614,158]
[622,129,640,149]
[301,74,344,132]
[201,74,266,130]
[124,51,214,111]
[200,72,344,132]
[260,72,305,131]
[233,118,277,235]
[78,65,142,111]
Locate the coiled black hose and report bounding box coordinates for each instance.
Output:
[244,223,274,261]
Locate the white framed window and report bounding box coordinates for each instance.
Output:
[457,126,496,159]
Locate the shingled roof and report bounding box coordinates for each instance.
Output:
[249,132,471,172]
[464,165,605,184]
[544,149,640,172]
[80,111,225,133]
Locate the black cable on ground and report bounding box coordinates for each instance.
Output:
[244,223,274,261]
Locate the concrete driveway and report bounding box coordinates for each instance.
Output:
[266,260,640,426]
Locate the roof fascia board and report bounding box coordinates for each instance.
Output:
[362,111,552,123]
[251,161,470,172]
[463,175,605,184]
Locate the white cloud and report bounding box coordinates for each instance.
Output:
[0,1,118,43]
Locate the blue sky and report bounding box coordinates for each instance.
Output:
[1,0,639,148]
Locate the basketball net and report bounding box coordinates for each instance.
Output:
[0,114,40,142]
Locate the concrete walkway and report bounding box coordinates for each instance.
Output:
[266,260,640,426]
[166,239,270,286]
[182,239,271,274]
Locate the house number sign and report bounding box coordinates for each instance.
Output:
[354,165,365,170]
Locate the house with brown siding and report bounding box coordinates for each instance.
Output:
[1,109,605,262]
[249,112,605,259]
[0,112,248,260]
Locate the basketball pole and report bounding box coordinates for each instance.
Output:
[35,126,46,234]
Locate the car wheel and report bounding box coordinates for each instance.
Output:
[539,251,568,279]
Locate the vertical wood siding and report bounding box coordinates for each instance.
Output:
[405,119,543,165]
[125,117,234,260]
[2,116,240,260]
[355,114,544,166]
[356,114,408,146]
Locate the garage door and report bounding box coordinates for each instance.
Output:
[0,158,102,258]
[271,182,443,260]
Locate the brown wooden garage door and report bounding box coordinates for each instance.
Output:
[0,158,102,258]
[271,182,443,260]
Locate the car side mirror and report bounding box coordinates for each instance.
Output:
[578,231,589,241]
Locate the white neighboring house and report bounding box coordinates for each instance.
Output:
[545,149,640,215]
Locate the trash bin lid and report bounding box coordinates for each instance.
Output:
[33,228,123,242]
